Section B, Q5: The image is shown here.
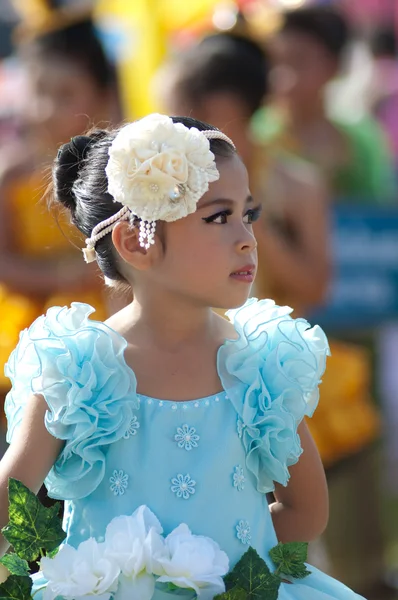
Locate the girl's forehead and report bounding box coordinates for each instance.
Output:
[198,154,250,206]
[216,153,247,175]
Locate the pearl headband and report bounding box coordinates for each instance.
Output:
[82,114,235,263]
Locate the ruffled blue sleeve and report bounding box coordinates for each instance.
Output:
[4,303,138,501]
[217,298,330,494]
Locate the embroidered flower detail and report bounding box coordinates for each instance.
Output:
[109,470,129,496]
[237,418,244,439]
[174,424,200,451]
[236,520,251,545]
[233,465,246,491]
[123,415,140,439]
[105,114,220,224]
[171,474,196,500]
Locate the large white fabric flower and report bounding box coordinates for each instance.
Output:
[105,114,220,223]
[105,505,167,600]
[41,538,120,600]
[156,524,229,600]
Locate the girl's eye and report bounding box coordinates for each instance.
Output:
[243,205,262,224]
[202,205,262,225]
[202,210,232,224]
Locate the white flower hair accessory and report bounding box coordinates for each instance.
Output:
[83,113,235,262]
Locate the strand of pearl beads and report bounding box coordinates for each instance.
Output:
[139,220,157,249]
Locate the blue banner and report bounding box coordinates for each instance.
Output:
[309,205,398,331]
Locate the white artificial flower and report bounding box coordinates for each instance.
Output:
[157,524,229,600]
[105,114,219,223]
[105,505,168,600]
[113,572,155,600]
[41,538,120,600]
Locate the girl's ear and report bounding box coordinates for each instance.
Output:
[111,221,161,270]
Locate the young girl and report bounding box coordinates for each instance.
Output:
[0,114,364,600]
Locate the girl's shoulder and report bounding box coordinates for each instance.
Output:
[5,303,138,501]
[218,298,330,493]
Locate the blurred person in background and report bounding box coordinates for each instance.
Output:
[370,26,398,171]
[0,7,121,414]
[253,5,396,204]
[157,32,330,317]
[157,26,333,571]
[369,26,398,585]
[251,5,393,597]
[157,27,385,597]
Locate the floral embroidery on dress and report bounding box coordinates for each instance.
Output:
[171,474,196,499]
[237,418,244,439]
[175,424,200,451]
[123,415,140,439]
[236,520,251,545]
[109,470,129,496]
[232,465,245,491]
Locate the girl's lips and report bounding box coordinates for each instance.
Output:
[230,265,255,283]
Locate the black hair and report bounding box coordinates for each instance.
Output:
[53,116,236,286]
[280,7,350,60]
[20,18,115,90]
[169,33,268,117]
[371,27,397,58]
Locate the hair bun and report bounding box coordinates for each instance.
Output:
[54,135,96,213]
[69,135,94,161]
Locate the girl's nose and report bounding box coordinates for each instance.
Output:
[236,228,257,254]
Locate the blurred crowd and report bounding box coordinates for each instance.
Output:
[0,0,398,598]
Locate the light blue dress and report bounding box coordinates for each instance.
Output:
[5,298,365,599]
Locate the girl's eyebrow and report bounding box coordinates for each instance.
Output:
[198,195,253,210]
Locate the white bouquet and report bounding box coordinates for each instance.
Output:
[41,506,229,600]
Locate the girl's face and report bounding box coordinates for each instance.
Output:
[150,154,259,309]
[22,56,110,152]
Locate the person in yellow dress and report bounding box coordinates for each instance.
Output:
[0,7,121,396]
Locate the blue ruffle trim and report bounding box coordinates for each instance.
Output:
[5,303,138,500]
[217,298,330,494]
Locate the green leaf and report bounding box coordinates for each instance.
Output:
[269,542,311,580]
[0,575,32,600]
[214,587,247,600]
[1,478,66,562]
[0,555,29,577]
[45,547,59,559]
[224,547,280,599]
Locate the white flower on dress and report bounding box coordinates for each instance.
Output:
[105,114,220,224]
[110,470,129,496]
[171,474,196,500]
[42,505,232,600]
[123,416,140,439]
[232,465,246,492]
[41,538,120,600]
[156,523,229,600]
[104,506,167,600]
[175,424,200,451]
[113,572,155,600]
[236,520,251,545]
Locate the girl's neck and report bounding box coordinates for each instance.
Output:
[112,288,219,352]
